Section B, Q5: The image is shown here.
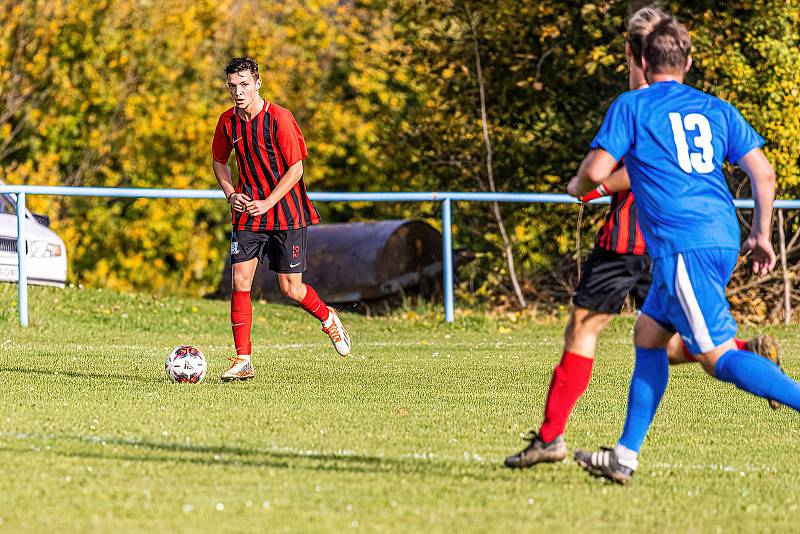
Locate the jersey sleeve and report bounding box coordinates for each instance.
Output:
[589,96,635,161]
[725,104,765,165]
[211,116,233,164]
[276,111,309,168]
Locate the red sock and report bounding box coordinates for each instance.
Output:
[300,285,330,322]
[734,338,746,350]
[539,351,594,443]
[231,290,252,356]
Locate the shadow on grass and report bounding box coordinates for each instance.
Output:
[0,365,160,384]
[0,432,520,481]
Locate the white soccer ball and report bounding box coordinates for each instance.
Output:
[165,345,207,383]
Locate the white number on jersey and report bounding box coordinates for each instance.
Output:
[668,112,715,174]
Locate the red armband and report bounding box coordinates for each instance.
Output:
[579,184,609,203]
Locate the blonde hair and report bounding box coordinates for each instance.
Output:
[626,5,670,67]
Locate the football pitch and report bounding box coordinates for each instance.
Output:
[1,285,798,532]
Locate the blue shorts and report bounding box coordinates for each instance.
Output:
[641,249,739,354]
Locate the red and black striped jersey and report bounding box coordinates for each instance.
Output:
[212,101,321,232]
[595,190,647,256]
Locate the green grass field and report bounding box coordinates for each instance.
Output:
[1,284,798,533]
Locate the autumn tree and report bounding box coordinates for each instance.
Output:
[2,0,798,311]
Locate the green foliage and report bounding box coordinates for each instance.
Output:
[384,0,800,303]
[386,1,636,302]
[689,0,800,191]
[1,0,798,299]
[0,0,412,294]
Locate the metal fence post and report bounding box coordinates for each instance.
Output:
[16,192,29,327]
[3,186,789,327]
[442,197,454,322]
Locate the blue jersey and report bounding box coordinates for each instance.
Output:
[590,80,764,258]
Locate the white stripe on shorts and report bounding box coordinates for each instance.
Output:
[674,253,715,353]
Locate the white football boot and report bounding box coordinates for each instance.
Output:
[322,307,351,356]
[221,356,254,381]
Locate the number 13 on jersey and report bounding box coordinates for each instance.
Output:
[669,112,714,174]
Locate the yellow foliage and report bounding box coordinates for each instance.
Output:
[0,0,409,295]
[3,0,797,301]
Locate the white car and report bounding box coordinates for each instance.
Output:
[0,190,67,287]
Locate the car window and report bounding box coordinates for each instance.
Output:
[0,194,16,215]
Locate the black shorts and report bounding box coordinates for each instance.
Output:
[230,228,307,273]
[572,246,652,314]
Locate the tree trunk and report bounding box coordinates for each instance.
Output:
[466,7,527,309]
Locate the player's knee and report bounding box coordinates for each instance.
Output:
[633,317,673,349]
[279,279,304,301]
[569,310,611,340]
[231,272,252,292]
[588,317,613,336]
[632,325,651,347]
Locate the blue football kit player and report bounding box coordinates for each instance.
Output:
[568,16,800,484]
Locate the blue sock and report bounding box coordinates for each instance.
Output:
[715,349,800,411]
[618,347,669,453]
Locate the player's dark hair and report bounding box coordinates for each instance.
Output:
[626,5,669,68]
[225,57,259,80]
[643,17,691,74]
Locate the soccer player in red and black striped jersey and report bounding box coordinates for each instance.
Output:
[212,57,351,381]
[504,7,778,469]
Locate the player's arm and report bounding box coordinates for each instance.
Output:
[569,95,634,198]
[567,149,620,197]
[245,161,304,216]
[569,164,632,201]
[212,159,234,199]
[598,164,631,194]
[212,117,250,212]
[738,148,777,275]
[212,159,250,213]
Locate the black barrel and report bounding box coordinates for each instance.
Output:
[216,220,444,303]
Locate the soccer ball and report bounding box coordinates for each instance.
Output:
[165,345,207,383]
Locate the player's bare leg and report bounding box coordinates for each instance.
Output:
[222,258,258,381]
[665,333,688,364]
[278,273,351,356]
[667,332,782,408]
[505,307,612,468]
[564,307,615,358]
